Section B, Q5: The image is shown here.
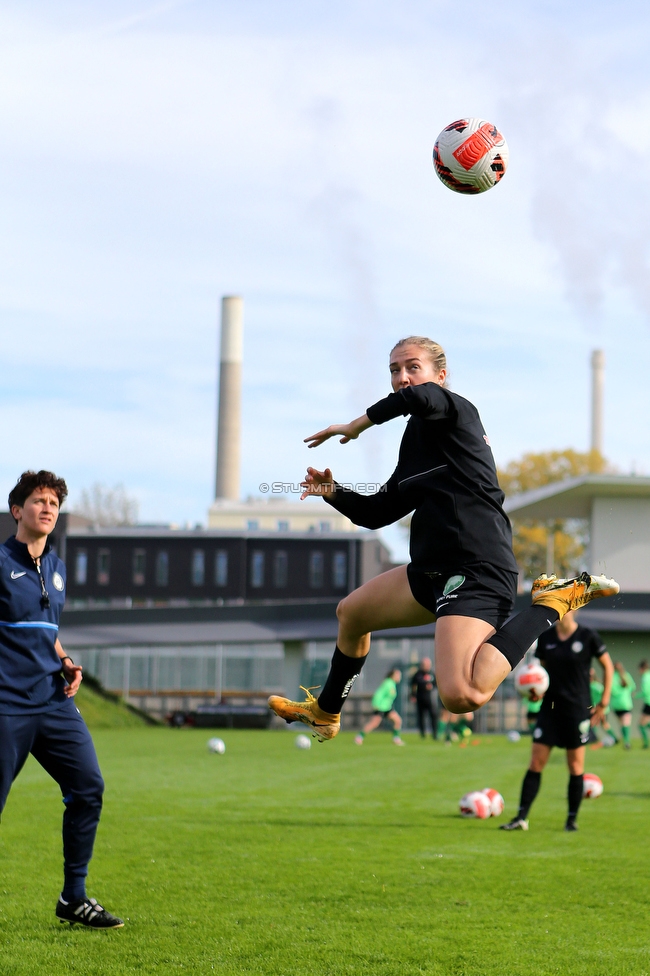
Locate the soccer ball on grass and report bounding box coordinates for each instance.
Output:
[207,737,226,754]
[459,791,492,819]
[482,788,505,817]
[583,773,603,798]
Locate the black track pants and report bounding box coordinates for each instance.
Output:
[416,699,438,738]
[0,699,104,896]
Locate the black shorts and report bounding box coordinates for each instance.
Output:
[643,704,650,717]
[614,709,631,718]
[407,562,517,630]
[533,701,592,750]
[373,709,394,717]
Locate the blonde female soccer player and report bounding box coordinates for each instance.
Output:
[269,337,619,740]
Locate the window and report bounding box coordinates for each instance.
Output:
[273,550,288,588]
[309,550,324,588]
[191,549,205,586]
[214,550,228,587]
[97,549,110,586]
[247,519,259,531]
[250,550,265,588]
[319,521,331,533]
[132,549,146,586]
[332,550,347,589]
[155,551,169,587]
[277,520,289,532]
[74,549,88,585]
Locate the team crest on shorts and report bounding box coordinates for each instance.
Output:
[52,572,64,591]
[579,719,591,742]
[443,575,465,596]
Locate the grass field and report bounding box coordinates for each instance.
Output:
[1,726,649,976]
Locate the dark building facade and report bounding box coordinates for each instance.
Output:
[63,527,391,606]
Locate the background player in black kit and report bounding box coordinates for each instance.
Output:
[501,610,614,832]
[410,657,437,739]
[268,337,619,741]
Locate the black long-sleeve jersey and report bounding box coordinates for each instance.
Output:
[325,382,518,575]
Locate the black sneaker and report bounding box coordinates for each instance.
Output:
[499,818,529,831]
[56,896,124,928]
[564,819,579,832]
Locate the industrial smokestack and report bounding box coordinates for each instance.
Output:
[590,349,605,455]
[215,296,243,500]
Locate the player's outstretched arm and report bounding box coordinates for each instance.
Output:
[304,414,373,448]
[300,467,336,501]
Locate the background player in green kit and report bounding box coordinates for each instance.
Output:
[636,661,650,749]
[355,668,404,746]
[589,666,616,746]
[610,662,636,750]
[526,694,542,733]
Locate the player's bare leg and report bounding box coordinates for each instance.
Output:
[433,616,507,713]
[269,566,621,736]
[269,566,433,738]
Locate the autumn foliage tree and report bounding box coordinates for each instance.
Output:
[497,449,612,582]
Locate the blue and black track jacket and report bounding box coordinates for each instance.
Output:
[325,382,518,575]
[0,536,67,714]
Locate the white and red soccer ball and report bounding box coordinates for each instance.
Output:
[482,788,505,817]
[433,118,509,194]
[459,789,505,819]
[583,773,603,799]
[459,791,492,819]
[514,663,550,700]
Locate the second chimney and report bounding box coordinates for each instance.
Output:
[590,349,605,456]
[215,296,243,500]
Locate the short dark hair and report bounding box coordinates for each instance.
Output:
[640,660,648,670]
[8,470,68,517]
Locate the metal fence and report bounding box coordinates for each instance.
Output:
[73,637,531,733]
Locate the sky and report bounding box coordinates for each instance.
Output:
[1,0,650,560]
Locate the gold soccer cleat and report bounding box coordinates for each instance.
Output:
[267,686,340,742]
[531,572,619,619]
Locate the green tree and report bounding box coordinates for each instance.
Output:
[497,449,613,582]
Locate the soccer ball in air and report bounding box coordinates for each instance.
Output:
[295,734,312,750]
[583,773,603,799]
[207,737,226,754]
[459,791,492,819]
[514,663,550,700]
[482,788,505,817]
[433,118,508,194]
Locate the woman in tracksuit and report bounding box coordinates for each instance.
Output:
[268,337,619,741]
